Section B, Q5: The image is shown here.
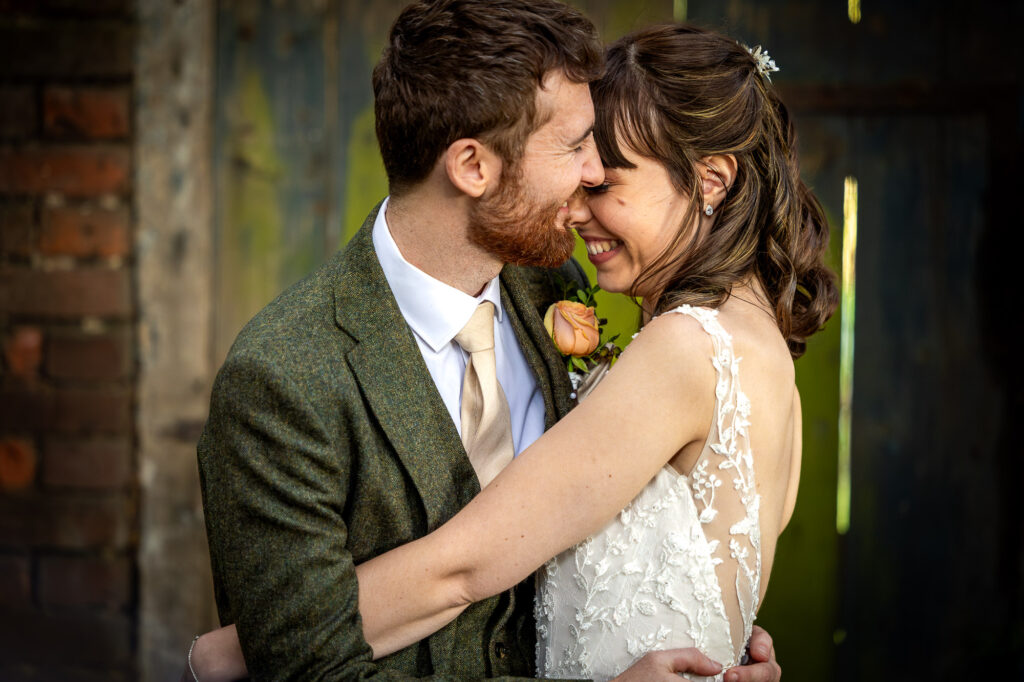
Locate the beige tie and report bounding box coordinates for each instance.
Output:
[455,301,515,487]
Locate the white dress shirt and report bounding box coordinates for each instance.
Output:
[372,197,547,456]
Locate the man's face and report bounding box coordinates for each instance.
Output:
[468,71,604,268]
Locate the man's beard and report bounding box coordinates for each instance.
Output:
[467,168,577,268]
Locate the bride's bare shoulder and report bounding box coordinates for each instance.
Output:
[624,308,719,379]
[715,301,795,389]
[596,310,720,448]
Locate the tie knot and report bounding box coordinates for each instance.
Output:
[455,301,496,353]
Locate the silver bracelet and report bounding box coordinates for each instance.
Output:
[187,634,201,682]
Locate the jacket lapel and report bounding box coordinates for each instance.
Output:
[332,207,575,534]
[334,208,478,531]
[500,265,576,425]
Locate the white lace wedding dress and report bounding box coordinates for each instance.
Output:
[536,305,762,682]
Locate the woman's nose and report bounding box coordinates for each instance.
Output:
[567,186,593,228]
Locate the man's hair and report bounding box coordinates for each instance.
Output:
[373,0,603,194]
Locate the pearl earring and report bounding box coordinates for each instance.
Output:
[704,204,714,216]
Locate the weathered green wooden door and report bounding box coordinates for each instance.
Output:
[687,1,1023,680]
[212,0,684,358]
[214,0,402,361]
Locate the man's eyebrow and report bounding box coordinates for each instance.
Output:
[567,124,595,148]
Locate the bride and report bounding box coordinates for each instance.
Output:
[188,23,836,682]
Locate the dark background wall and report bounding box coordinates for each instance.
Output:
[707,2,1024,679]
[0,1,1021,680]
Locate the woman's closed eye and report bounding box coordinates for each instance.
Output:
[583,183,611,195]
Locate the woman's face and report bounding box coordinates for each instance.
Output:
[575,143,693,296]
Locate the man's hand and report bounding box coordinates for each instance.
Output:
[179,624,249,682]
[724,625,781,682]
[611,648,723,681]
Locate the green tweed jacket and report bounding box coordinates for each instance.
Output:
[199,203,587,681]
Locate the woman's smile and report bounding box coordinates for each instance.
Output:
[583,237,623,263]
[574,149,694,295]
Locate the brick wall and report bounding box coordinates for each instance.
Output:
[0,2,138,680]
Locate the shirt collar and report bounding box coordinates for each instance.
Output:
[373,197,504,353]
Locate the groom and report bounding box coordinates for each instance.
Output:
[198,1,780,680]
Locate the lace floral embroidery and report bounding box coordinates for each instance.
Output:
[682,305,762,640]
[536,305,762,682]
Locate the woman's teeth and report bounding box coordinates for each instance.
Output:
[585,239,621,255]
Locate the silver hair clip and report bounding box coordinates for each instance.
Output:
[742,44,779,81]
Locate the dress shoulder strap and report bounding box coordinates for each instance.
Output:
[660,303,762,660]
[660,304,735,363]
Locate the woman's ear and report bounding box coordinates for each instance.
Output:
[699,153,738,208]
[444,138,502,198]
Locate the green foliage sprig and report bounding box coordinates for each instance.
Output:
[553,276,622,374]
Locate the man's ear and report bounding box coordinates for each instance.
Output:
[444,138,502,198]
[700,153,738,208]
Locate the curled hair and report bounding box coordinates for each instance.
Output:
[593,24,838,357]
[373,0,603,194]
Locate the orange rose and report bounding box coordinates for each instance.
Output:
[543,300,600,357]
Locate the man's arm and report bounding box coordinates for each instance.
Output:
[199,353,380,680]
[200,351,559,681]
[184,620,780,682]
[727,627,781,682]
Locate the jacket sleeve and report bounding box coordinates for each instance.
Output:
[198,352,547,681]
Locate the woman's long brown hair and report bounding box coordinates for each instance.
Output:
[592,24,838,357]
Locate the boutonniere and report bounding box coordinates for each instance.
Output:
[543,282,623,402]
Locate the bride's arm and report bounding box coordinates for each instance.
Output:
[357,313,717,657]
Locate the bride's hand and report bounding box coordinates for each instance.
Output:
[610,648,723,681]
[181,624,249,682]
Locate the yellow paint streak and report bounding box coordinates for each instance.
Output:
[674,0,687,22]
[836,176,858,535]
[218,69,285,354]
[344,105,389,242]
[323,6,341,255]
